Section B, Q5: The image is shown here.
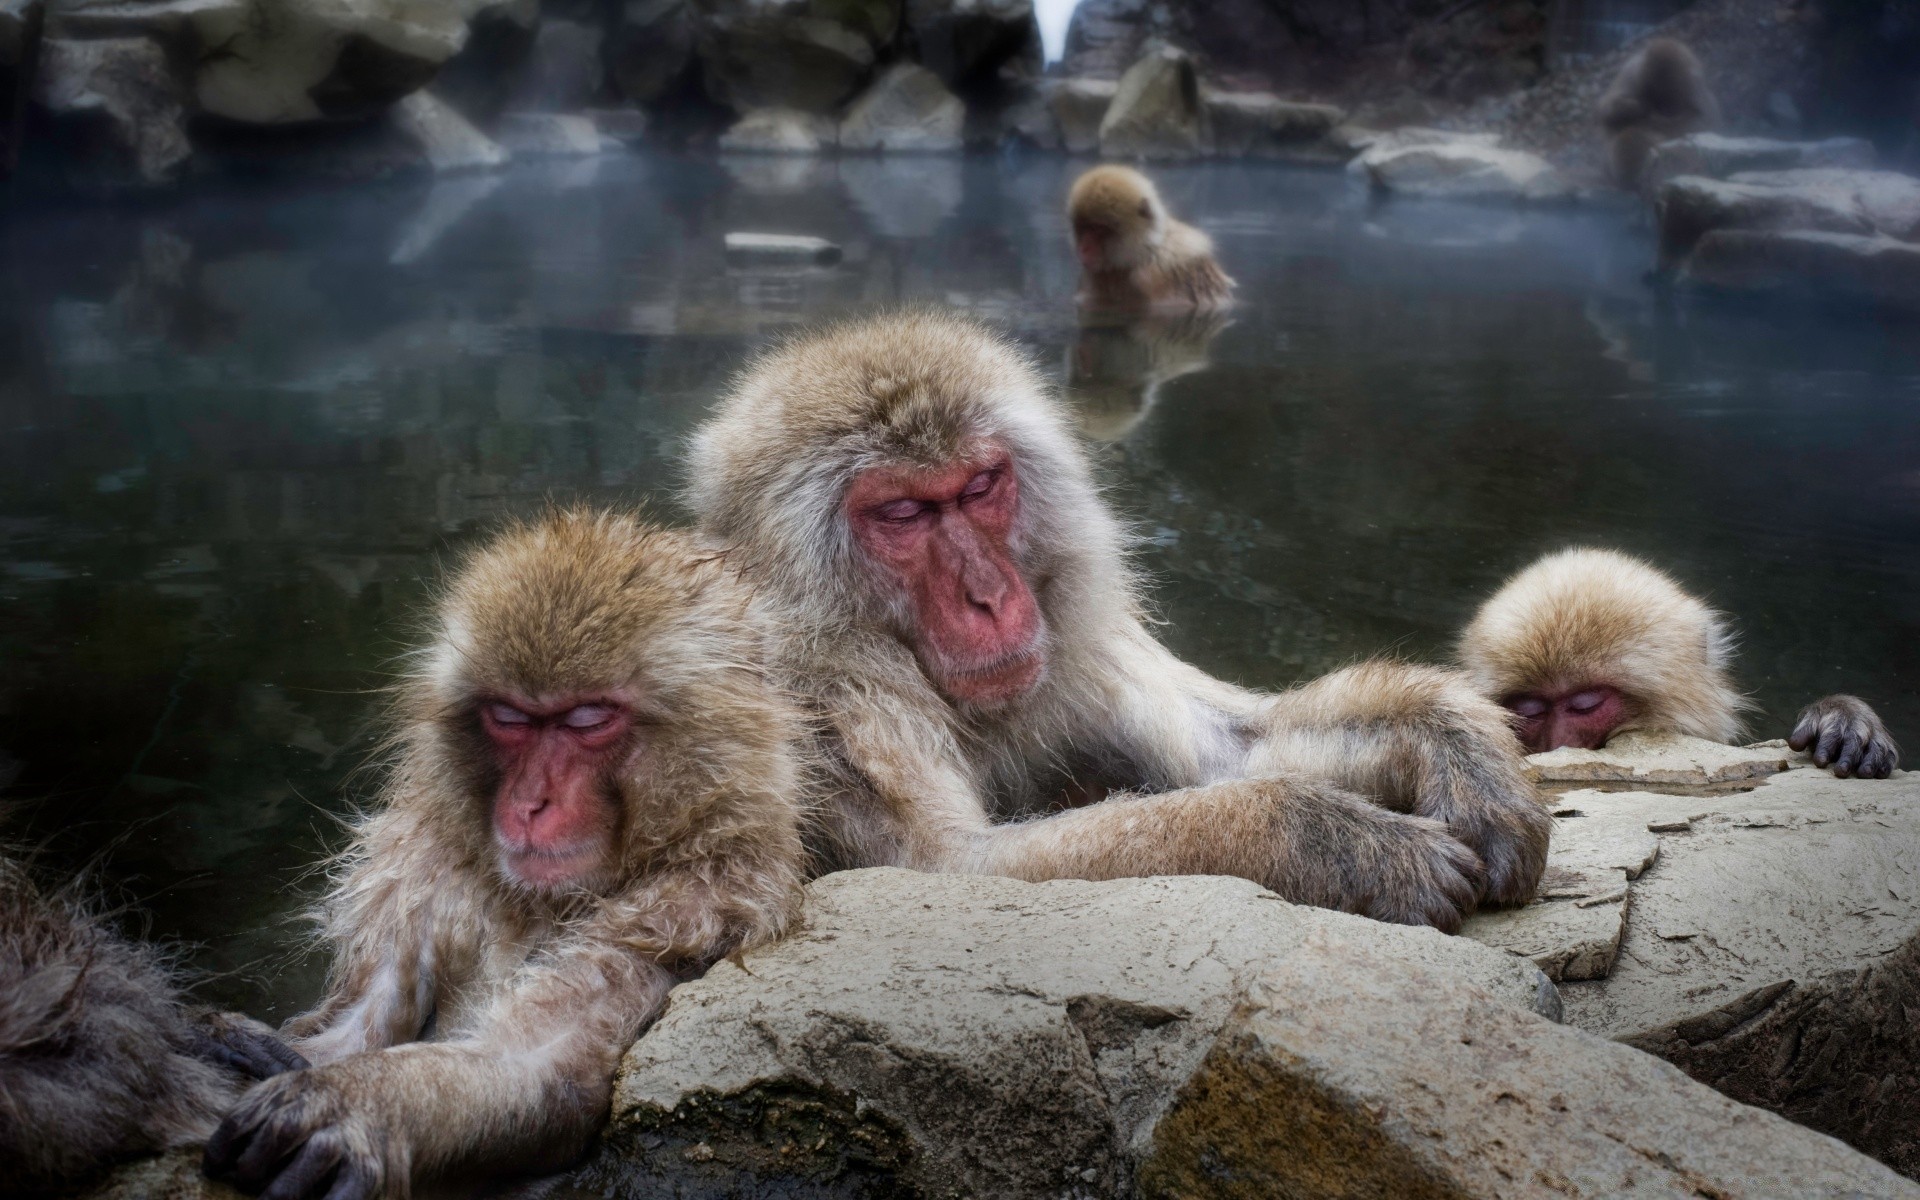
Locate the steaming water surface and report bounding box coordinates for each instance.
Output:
[2,152,1916,1018]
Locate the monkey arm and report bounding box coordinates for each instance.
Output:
[966,774,1481,931]
[1248,660,1550,907]
[282,807,490,1065]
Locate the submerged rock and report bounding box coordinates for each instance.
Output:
[838,62,964,153]
[1098,42,1207,160]
[1683,229,1920,311]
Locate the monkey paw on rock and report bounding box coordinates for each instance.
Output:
[1790,694,1900,779]
[204,1068,389,1200]
[1344,810,1486,935]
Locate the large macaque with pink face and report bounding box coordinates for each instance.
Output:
[203,510,807,1200]
[688,311,1548,928]
[1459,548,1899,777]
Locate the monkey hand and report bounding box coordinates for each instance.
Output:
[1790,695,1900,779]
[188,1010,310,1082]
[1437,789,1551,911]
[204,1065,393,1200]
[1301,801,1485,934]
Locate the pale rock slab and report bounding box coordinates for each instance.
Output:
[1525,729,1794,787]
[1354,138,1573,203]
[837,62,964,153]
[1097,43,1207,160]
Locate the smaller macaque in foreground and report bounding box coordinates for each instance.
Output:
[1598,37,1720,190]
[1458,548,1899,777]
[1068,165,1235,311]
[0,854,304,1195]
[204,510,808,1200]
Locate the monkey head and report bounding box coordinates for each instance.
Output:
[412,509,787,894]
[689,312,1131,713]
[1068,165,1166,274]
[1458,547,1747,753]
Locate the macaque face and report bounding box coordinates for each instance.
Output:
[1503,685,1627,753]
[1072,200,1151,272]
[845,447,1047,708]
[1074,219,1114,271]
[479,696,633,891]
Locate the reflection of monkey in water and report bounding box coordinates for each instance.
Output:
[0,854,304,1195]
[1598,38,1720,190]
[1068,165,1235,312]
[1459,548,1899,777]
[1066,310,1230,441]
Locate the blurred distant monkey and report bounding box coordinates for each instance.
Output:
[204,511,808,1200]
[1068,165,1236,311]
[689,311,1547,930]
[1598,37,1719,189]
[1459,548,1899,777]
[0,855,302,1195]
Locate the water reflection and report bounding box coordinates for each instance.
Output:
[1,153,1916,1019]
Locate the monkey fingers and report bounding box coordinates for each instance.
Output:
[205,1070,388,1200]
[1790,695,1901,779]
[189,1009,310,1080]
[1334,808,1486,934]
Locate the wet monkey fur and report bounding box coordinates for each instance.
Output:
[204,511,809,1200]
[0,854,303,1195]
[1068,165,1236,311]
[1598,37,1720,190]
[688,311,1548,930]
[1459,548,1899,777]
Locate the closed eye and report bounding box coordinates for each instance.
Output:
[562,704,618,731]
[872,499,927,524]
[958,469,999,503]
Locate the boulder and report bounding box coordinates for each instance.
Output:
[904,0,1039,88]
[1656,174,1880,268]
[695,0,888,114]
[1725,168,1920,243]
[1355,138,1573,203]
[32,35,190,187]
[1048,75,1113,154]
[1060,0,1171,80]
[1683,229,1920,312]
[838,61,963,153]
[1642,132,1879,200]
[1463,735,1920,1175]
[1136,948,1920,1200]
[587,105,649,144]
[503,16,602,112]
[717,104,835,152]
[0,0,43,176]
[1097,43,1207,160]
[1204,90,1345,160]
[565,870,1557,1198]
[495,111,602,156]
[607,0,696,105]
[391,89,507,172]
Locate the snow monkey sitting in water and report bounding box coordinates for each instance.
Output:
[1459,548,1898,777]
[1068,165,1236,311]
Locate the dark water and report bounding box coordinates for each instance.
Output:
[2,152,1916,1020]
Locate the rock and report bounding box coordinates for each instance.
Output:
[1726,168,1920,243]
[1098,43,1207,160]
[1526,729,1795,787]
[1642,132,1879,200]
[904,0,1039,88]
[1683,229,1920,312]
[1657,174,1879,268]
[717,105,835,152]
[838,62,964,153]
[607,0,696,105]
[1135,946,1920,1200]
[81,1146,238,1200]
[1060,0,1174,80]
[504,16,602,112]
[32,36,189,188]
[695,2,884,114]
[587,105,649,145]
[1204,91,1345,160]
[495,111,603,157]
[1048,75,1114,154]
[391,89,507,172]
[1356,138,1573,203]
[723,232,842,265]
[425,0,537,125]
[0,0,43,176]
[566,870,1556,1198]
[969,81,1057,150]
[1462,810,1657,982]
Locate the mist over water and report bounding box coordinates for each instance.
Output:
[2,152,1916,1018]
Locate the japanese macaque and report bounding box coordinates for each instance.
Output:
[204,510,808,1200]
[1066,310,1229,441]
[687,311,1547,930]
[1068,165,1236,312]
[1459,548,1900,778]
[0,854,303,1195]
[1598,37,1720,190]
